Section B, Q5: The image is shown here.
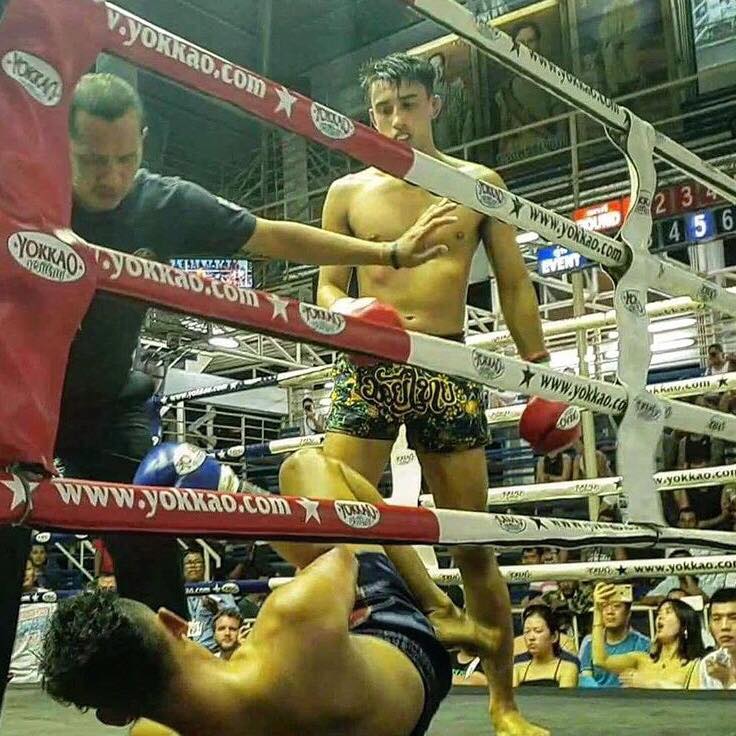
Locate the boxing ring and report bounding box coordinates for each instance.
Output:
[3,1,736,734]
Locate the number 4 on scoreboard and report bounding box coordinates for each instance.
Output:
[660,216,686,247]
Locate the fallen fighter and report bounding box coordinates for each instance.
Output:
[41,444,502,736]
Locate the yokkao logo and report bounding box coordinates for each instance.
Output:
[334,500,381,529]
[471,349,506,380]
[299,304,346,335]
[394,451,416,466]
[621,289,645,317]
[708,416,727,433]
[42,591,59,603]
[476,180,506,210]
[2,50,62,106]
[298,435,324,447]
[311,102,355,140]
[8,232,85,282]
[698,282,718,303]
[634,396,662,422]
[556,405,581,430]
[220,582,240,595]
[496,515,527,535]
[173,444,207,477]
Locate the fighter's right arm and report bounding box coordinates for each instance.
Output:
[317,180,355,308]
[265,546,359,634]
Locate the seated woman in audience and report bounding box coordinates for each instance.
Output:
[450,650,488,687]
[513,604,579,688]
[571,439,612,480]
[592,583,704,688]
[535,450,573,484]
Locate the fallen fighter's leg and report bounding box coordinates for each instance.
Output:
[276,448,500,656]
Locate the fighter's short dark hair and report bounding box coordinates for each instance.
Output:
[360,53,436,100]
[70,73,145,139]
[41,590,171,717]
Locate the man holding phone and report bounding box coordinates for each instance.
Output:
[578,585,650,688]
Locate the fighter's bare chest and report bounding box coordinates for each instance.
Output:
[347,181,483,243]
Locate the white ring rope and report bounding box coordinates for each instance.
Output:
[467,295,717,350]
[419,463,736,508]
[428,555,736,587]
[263,555,736,589]
[433,510,736,551]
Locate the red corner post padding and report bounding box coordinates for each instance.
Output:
[0,0,106,471]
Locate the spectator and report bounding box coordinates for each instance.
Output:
[184,550,237,652]
[593,584,704,688]
[579,595,650,687]
[704,343,735,376]
[513,604,579,688]
[9,589,55,686]
[29,544,49,588]
[722,485,736,533]
[540,578,591,648]
[213,609,243,661]
[93,538,115,578]
[21,560,38,594]
[450,649,487,687]
[522,550,560,602]
[582,505,627,562]
[640,550,709,606]
[571,439,612,480]
[511,548,543,603]
[535,450,572,484]
[700,587,736,689]
[678,506,698,530]
[302,396,326,435]
[96,574,117,593]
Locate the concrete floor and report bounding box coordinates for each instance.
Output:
[2,685,735,735]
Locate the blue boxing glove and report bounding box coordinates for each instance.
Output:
[134,442,239,492]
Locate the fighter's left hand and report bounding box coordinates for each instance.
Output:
[392,199,456,268]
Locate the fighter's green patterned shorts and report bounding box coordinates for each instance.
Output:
[326,354,488,453]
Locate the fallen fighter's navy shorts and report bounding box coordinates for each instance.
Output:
[350,553,452,736]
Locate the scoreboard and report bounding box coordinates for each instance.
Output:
[658,205,736,249]
[572,178,732,249]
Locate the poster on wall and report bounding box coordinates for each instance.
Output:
[692,0,736,93]
[485,6,568,166]
[575,0,670,117]
[418,39,477,151]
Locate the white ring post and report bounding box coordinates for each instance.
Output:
[612,113,666,524]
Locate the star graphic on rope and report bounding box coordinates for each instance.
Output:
[530,517,548,530]
[1,476,31,511]
[296,497,321,524]
[718,377,729,389]
[510,196,524,218]
[274,85,298,118]
[267,293,289,322]
[519,366,535,388]
[617,566,627,577]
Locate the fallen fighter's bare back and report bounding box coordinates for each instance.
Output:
[320,156,507,336]
[133,549,426,736]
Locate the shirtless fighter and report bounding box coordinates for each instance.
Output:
[318,53,579,736]
[41,443,497,736]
